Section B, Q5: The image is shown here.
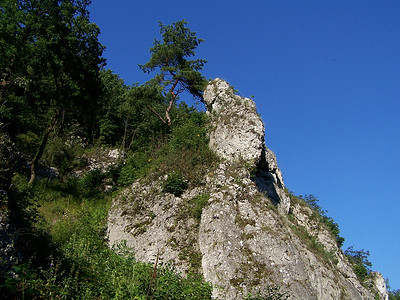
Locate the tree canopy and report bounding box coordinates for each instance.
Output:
[0,0,105,182]
[139,19,207,126]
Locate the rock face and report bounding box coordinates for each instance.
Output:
[204,79,290,214]
[107,79,387,299]
[203,79,264,164]
[372,272,389,300]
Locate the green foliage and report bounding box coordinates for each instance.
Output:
[139,19,207,98]
[115,105,217,189]
[118,151,152,186]
[1,0,105,183]
[139,19,207,126]
[389,289,400,300]
[322,216,345,248]
[1,178,212,299]
[8,174,39,229]
[345,246,372,282]
[15,131,40,158]
[0,132,16,200]
[169,107,209,150]
[42,134,86,176]
[152,107,218,186]
[162,171,187,197]
[298,194,345,248]
[80,169,104,191]
[1,0,104,133]
[190,193,210,220]
[97,70,128,145]
[288,221,338,266]
[245,287,289,300]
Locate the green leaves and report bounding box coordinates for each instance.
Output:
[344,246,372,282]
[299,194,345,248]
[139,20,207,126]
[1,0,104,138]
[1,0,105,182]
[142,20,205,72]
[162,171,187,197]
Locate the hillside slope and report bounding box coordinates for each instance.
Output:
[108,79,388,299]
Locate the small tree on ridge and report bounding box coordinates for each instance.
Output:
[139,20,207,126]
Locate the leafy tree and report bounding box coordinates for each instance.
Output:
[0,0,104,183]
[121,83,166,150]
[98,70,169,150]
[389,290,400,300]
[344,246,372,281]
[139,20,207,126]
[98,69,129,145]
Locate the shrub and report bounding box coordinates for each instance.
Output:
[42,135,86,177]
[118,151,152,186]
[190,193,210,220]
[1,178,213,299]
[80,169,104,190]
[245,286,289,300]
[345,246,372,282]
[162,171,187,197]
[389,289,400,300]
[169,109,209,151]
[298,194,345,248]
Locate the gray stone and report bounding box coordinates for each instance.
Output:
[107,79,387,300]
[204,79,265,165]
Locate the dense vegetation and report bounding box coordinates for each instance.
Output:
[0,1,216,298]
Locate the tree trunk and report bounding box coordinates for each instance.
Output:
[145,104,168,125]
[28,115,58,184]
[122,120,128,152]
[165,79,179,126]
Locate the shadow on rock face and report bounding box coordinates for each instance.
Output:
[251,147,285,207]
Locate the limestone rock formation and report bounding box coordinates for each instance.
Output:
[203,79,264,164]
[204,79,290,214]
[107,79,387,299]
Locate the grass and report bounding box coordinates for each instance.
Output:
[287,221,338,266]
[1,177,212,299]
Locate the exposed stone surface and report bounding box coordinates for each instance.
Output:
[108,180,205,273]
[107,79,387,299]
[372,272,389,300]
[204,78,290,213]
[204,79,264,165]
[82,148,124,173]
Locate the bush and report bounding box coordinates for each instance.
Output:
[389,290,400,300]
[169,110,209,151]
[42,135,86,176]
[190,193,209,220]
[299,194,345,248]
[1,179,213,299]
[345,246,372,282]
[118,151,152,186]
[162,171,187,197]
[80,169,104,190]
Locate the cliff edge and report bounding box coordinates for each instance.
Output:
[107,79,388,299]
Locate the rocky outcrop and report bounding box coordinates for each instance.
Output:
[107,79,387,299]
[203,79,265,164]
[204,79,290,214]
[373,272,389,300]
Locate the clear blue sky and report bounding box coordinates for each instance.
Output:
[89,0,400,290]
